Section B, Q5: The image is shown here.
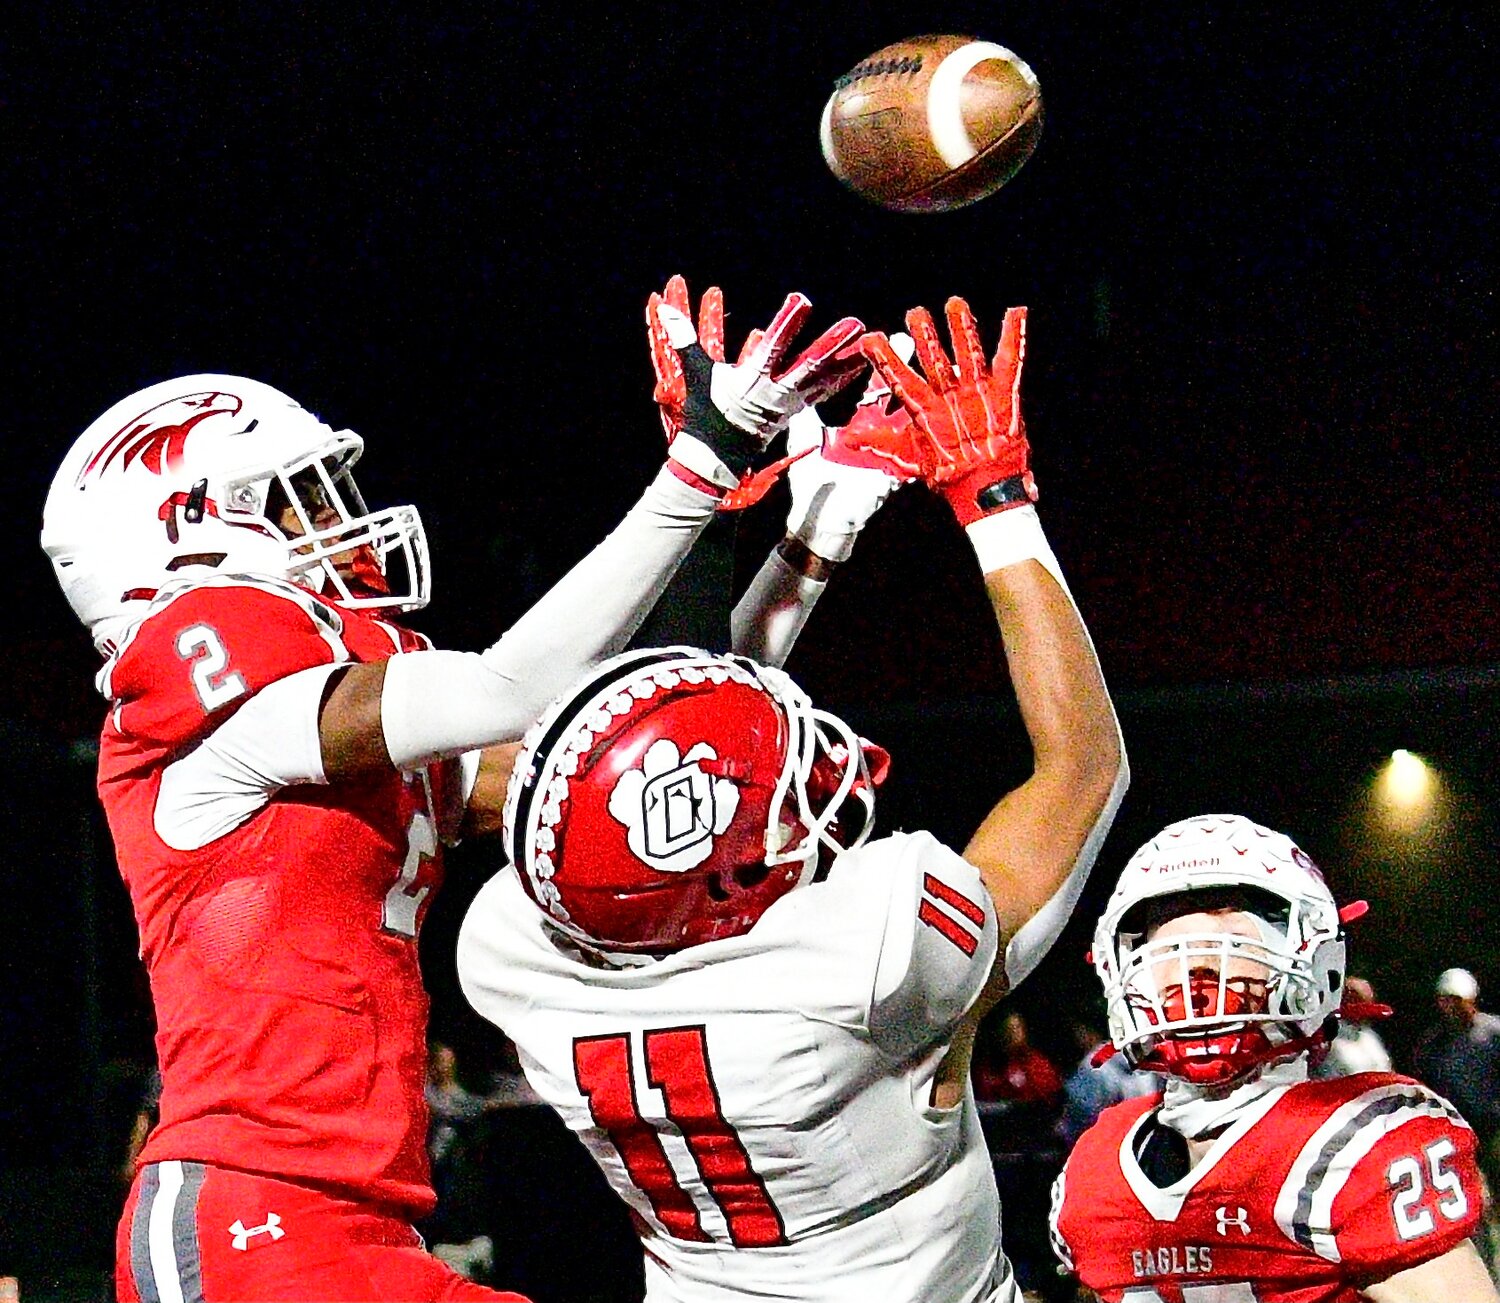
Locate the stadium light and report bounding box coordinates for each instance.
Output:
[1382,750,1430,804]
[1374,749,1436,830]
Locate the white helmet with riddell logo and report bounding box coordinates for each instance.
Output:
[42,374,430,651]
[1092,813,1348,1086]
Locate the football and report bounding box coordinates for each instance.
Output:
[820,35,1044,213]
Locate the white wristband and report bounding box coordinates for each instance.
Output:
[668,432,740,491]
[963,505,1071,598]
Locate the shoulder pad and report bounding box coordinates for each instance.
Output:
[100,575,350,748]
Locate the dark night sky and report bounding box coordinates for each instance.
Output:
[6,2,1496,741]
[2,10,1500,1283]
[2,3,1498,1235]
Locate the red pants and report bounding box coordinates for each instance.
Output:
[117,1161,530,1302]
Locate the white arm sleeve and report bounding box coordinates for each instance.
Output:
[155,663,342,850]
[381,466,717,769]
[730,548,827,669]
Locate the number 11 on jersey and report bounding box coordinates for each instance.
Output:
[574,1026,787,1248]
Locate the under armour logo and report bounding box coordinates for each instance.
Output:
[229,1213,285,1251]
[1215,1206,1250,1236]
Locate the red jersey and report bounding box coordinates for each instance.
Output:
[1050,1072,1483,1302]
[97,574,465,1216]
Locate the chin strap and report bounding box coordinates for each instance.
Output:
[1157,1057,1310,1140]
[1134,1016,1338,1088]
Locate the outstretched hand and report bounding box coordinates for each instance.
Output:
[646,275,866,493]
[859,299,1035,525]
[647,275,726,445]
[777,332,918,561]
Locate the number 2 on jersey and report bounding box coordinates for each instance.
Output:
[382,806,437,939]
[176,624,249,711]
[574,1027,786,1248]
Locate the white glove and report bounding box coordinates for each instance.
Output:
[654,291,865,448]
[785,333,916,563]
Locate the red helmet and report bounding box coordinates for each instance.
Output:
[503,648,888,955]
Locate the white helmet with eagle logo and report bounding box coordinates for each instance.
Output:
[42,374,429,652]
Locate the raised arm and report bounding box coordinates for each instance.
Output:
[321,282,865,784]
[861,300,1127,1019]
[967,549,1125,1011]
[731,335,917,667]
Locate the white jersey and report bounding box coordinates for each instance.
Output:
[457,829,1019,1303]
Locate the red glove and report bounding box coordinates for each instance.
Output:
[859,299,1035,526]
[818,332,921,479]
[647,275,727,445]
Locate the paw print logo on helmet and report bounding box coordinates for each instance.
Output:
[608,737,741,873]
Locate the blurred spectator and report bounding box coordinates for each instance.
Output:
[1312,975,1393,1079]
[1412,969,1500,1280]
[973,1013,1066,1300]
[973,1011,1064,1112]
[1057,1020,1159,1149]
[421,1042,496,1277]
[427,1043,487,1170]
[1413,970,1500,1144]
[1413,969,1500,1185]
